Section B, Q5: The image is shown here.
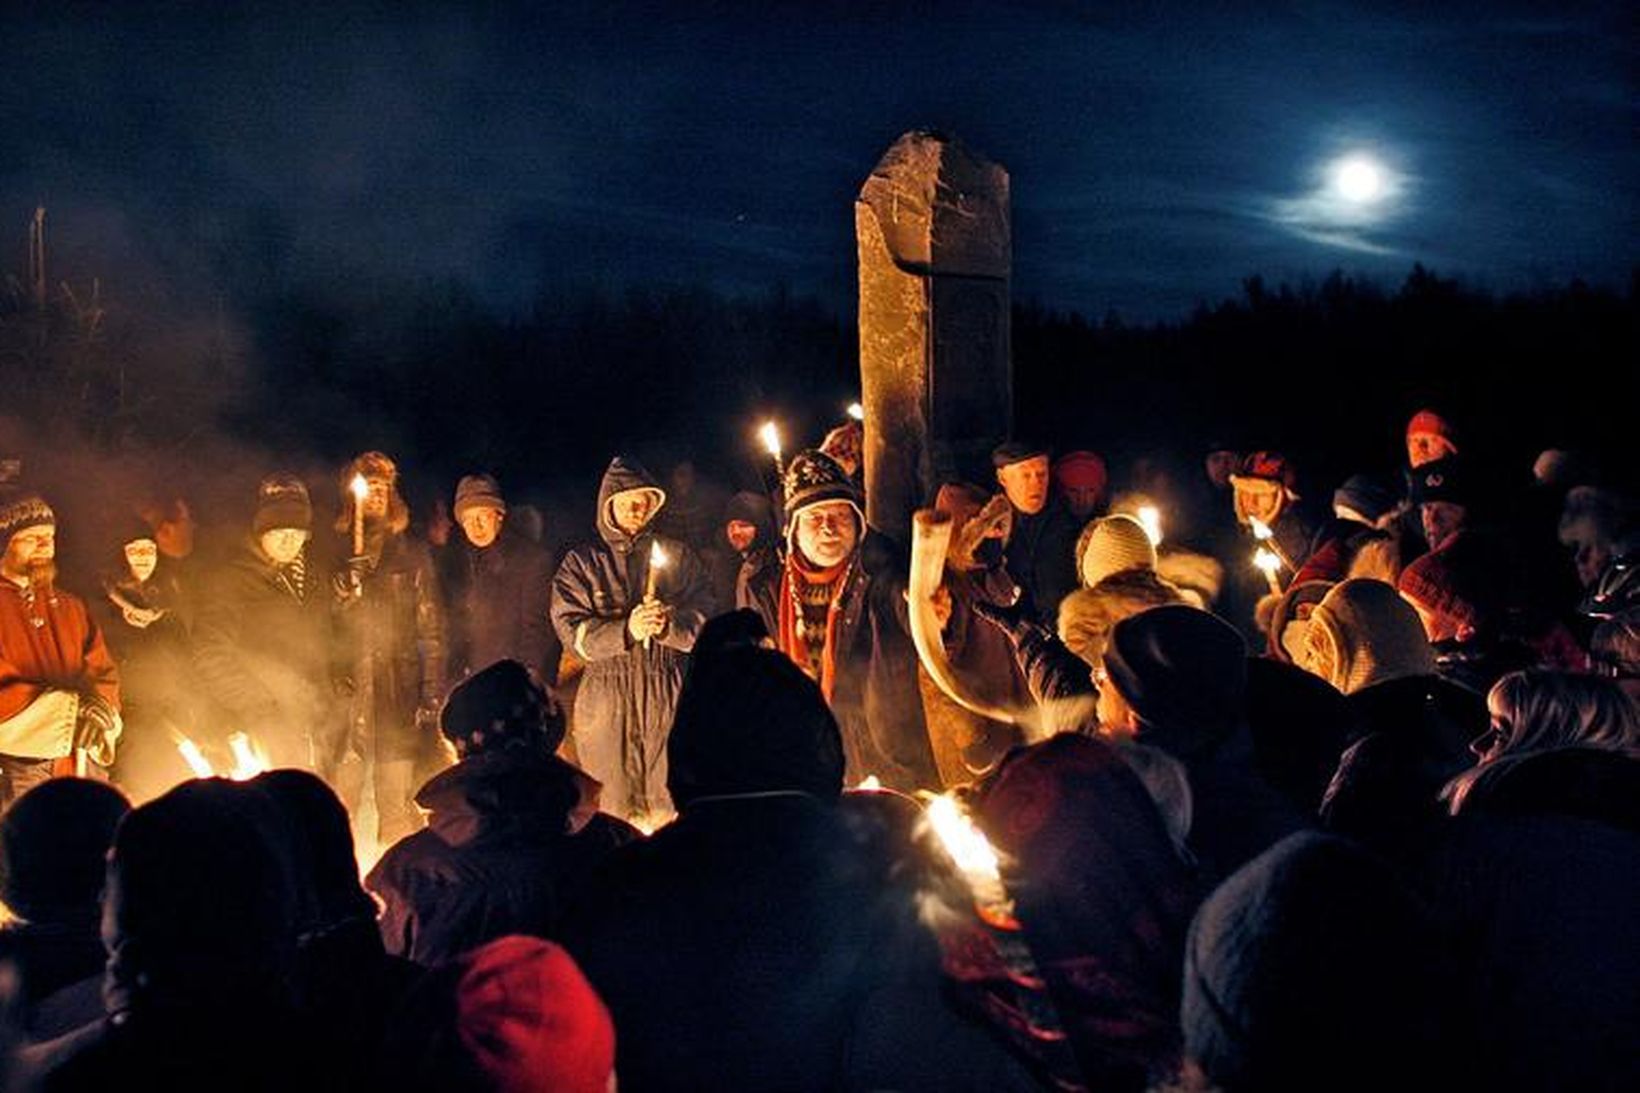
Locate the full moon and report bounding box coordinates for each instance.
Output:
[1331,155,1385,203]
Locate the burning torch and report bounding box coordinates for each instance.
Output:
[1137,504,1163,546]
[1249,517,1293,594]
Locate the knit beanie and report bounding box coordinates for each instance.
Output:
[1077,514,1158,588]
[1406,456,1471,507]
[1053,450,1108,493]
[454,936,616,1093]
[783,450,864,533]
[1229,451,1298,492]
[440,659,565,755]
[1406,408,1458,451]
[1303,579,1435,694]
[1332,473,1401,524]
[453,474,507,522]
[253,474,313,535]
[1103,605,1248,754]
[0,487,54,548]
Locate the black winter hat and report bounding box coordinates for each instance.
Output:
[668,642,845,808]
[440,659,565,755]
[253,474,313,535]
[1406,456,1470,507]
[1332,473,1402,524]
[1103,604,1248,752]
[0,777,130,922]
[992,440,1050,468]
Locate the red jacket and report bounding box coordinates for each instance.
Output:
[0,580,120,758]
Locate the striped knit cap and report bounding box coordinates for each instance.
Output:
[0,488,55,547]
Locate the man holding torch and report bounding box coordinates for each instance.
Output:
[551,456,711,823]
[326,452,445,846]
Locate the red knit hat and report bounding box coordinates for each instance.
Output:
[1052,450,1109,494]
[454,936,616,1093]
[1397,549,1482,638]
[1405,409,1458,449]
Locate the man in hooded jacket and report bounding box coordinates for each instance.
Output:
[551,456,710,823]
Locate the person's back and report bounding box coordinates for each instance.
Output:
[561,628,890,1091]
[23,778,340,1093]
[564,793,888,1091]
[0,779,130,1040]
[367,659,636,965]
[371,748,635,963]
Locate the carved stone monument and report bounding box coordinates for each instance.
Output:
[856,131,1011,539]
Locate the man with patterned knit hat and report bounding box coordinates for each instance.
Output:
[0,488,121,806]
[739,450,937,791]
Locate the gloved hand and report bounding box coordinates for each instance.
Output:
[333,555,374,601]
[970,596,1043,647]
[74,694,121,768]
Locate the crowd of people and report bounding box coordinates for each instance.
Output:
[0,401,1634,1091]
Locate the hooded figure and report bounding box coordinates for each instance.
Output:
[714,489,779,617]
[0,779,130,1039]
[551,457,711,822]
[960,734,1203,1090]
[194,475,336,775]
[738,450,938,791]
[1299,580,1484,857]
[22,779,334,1093]
[1182,832,1452,1093]
[367,660,637,965]
[562,641,920,1092]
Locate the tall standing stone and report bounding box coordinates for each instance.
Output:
[856,131,1011,539]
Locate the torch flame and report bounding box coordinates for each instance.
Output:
[856,775,882,791]
[349,473,369,501]
[1137,505,1163,546]
[1249,516,1273,541]
[649,541,669,570]
[226,733,270,781]
[175,735,214,779]
[758,420,782,460]
[1254,547,1282,576]
[925,794,1001,882]
[846,402,865,422]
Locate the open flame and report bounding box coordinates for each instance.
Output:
[925,794,1001,883]
[758,420,782,460]
[846,402,865,422]
[1249,516,1273,541]
[175,736,214,779]
[173,732,271,781]
[1137,505,1163,546]
[649,541,670,571]
[1254,547,1282,576]
[856,775,882,791]
[349,473,369,501]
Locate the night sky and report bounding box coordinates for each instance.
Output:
[3,1,1633,323]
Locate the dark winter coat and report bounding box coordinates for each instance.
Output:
[328,532,445,765]
[551,458,711,818]
[437,527,558,685]
[193,540,337,767]
[1420,753,1640,1093]
[1007,621,1308,884]
[740,531,939,791]
[367,748,637,966]
[561,794,911,1092]
[1004,500,1080,624]
[1319,675,1485,858]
